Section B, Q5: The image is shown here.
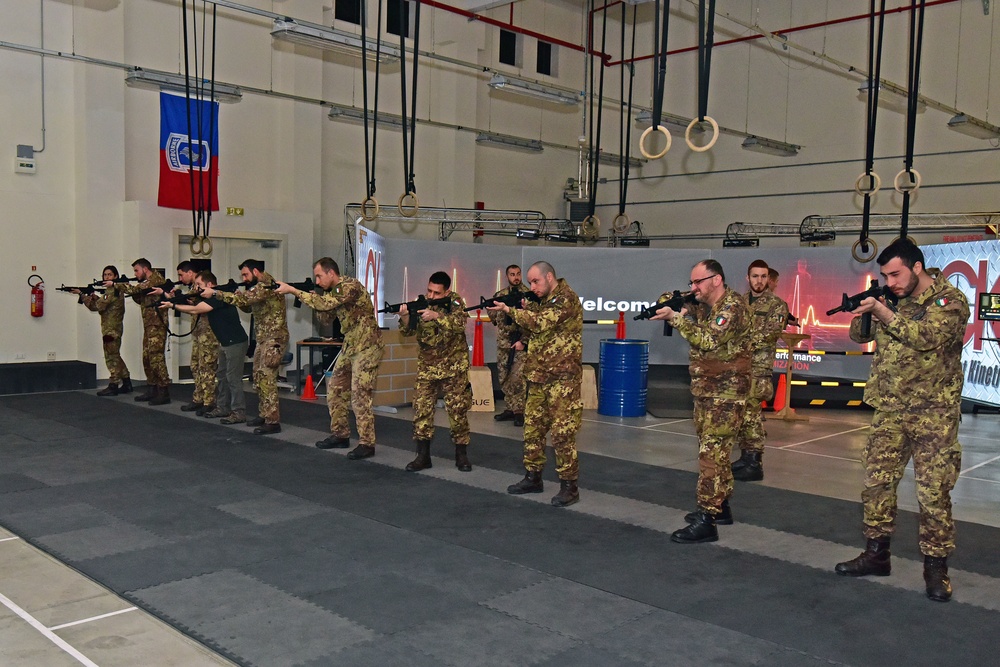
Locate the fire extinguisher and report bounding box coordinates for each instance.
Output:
[29,274,44,318]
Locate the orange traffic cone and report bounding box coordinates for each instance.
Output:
[302,374,318,400]
[771,375,787,412]
[472,310,485,366]
[616,311,626,339]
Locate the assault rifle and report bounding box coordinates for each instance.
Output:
[464,290,540,312]
[265,278,317,308]
[57,284,104,296]
[633,290,697,336]
[379,295,452,315]
[138,280,176,297]
[826,279,898,338]
[91,276,138,287]
[159,291,198,306]
[213,279,246,293]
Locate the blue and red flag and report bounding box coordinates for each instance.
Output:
[157,92,220,211]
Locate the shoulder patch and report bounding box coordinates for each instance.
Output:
[715,315,728,326]
[935,297,948,307]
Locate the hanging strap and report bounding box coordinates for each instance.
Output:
[898,0,927,241]
[651,0,670,130]
[360,0,385,218]
[398,0,421,197]
[586,0,609,221]
[617,5,637,222]
[695,0,716,122]
[855,0,887,261]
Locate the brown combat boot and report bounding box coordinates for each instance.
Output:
[455,445,472,472]
[835,538,891,576]
[148,385,171,406]
[96,383,119,397]
[924,556,952,602]
[507,470,543,495]
[551,480,579,507]
[405,440,432,472]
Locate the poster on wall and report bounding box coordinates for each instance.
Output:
[356,225,386,327]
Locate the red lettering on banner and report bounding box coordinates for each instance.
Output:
[365,248,381,309]
[943,259,999,351]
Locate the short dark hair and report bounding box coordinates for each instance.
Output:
[505,264,521,273]
[877,238,924,270]
[697,259,726,283]
[748,259,769,275]
[196,270,217,286]
[314,257,341,275]
[530,261,556,279]
[132,258,152,271]
[176,260,194,272]
[103,265,120,279]
[429,271,451,290]
[238,259,265,273]
[768,268,779,280]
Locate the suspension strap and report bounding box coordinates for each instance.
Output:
[614,4,637,234]
[687,0,719,152]
[639,0,671,159]
[898,0,927,240]
[360,0,385,219]
[585,0,609,229]
[398,0,421,215]
[855,0,887,262]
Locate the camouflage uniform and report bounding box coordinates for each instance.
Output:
[737,290,788,453]
[401,291,472,444]
[510,279,583,480]
[215,272,289,425]
[119,271,170,387]
[189,298,219,406]
[81,286,130,384]
[850,269,968,558]
[299,277,384,447]
[488,284,530,414]
[669,287,752,515]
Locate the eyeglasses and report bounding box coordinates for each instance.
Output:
[688,274,718,287]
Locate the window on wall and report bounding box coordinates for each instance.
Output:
[387,0,411,38]
[499,29,521,67]
[536,41,555,76]
[335,0,363,25]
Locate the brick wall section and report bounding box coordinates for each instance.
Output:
[374,329,419,406]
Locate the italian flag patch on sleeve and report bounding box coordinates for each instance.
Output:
[935,297,949,307]
[715,315,728,326]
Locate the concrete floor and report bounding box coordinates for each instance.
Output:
[2,394,998,665]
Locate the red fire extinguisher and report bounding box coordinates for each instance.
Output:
[29,274,44,318]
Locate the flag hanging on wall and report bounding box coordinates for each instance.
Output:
[157,92,220,211]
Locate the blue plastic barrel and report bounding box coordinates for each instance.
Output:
[598,339,649,417]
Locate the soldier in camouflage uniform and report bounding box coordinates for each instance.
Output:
[169,261,218,416]
[201,259,288,435]
[488,264,529,426]
[109,258,171,405]
[79,265,132,396]
[492,262,583,507]
[835,239,968,603]
[399,271,473,472]
[278,258,385,461]
[652,259,751,543]
[732,260,789,482]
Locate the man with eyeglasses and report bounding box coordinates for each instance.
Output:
[652,260,752,543]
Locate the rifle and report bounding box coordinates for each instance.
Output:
[379,295,452,315]
[265,278,317,308]
[826,279,898,338]
[138,280,176,297]
[633,290,697,336]
[57,284,105,296]
[213,278,246,293]
[464,290,540,312]
[159,291,198,306]
[91,276,138,287]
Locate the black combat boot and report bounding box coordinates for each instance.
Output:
[671,511,718,543]
[148,385,171,406]
[513,413,524,427]
[316,436,351,449]
[455,445,472,472]
[835,538,891,576]
[733,452,763,482]
[405,440,432,472]
[686,498,733,526]
[96,383,119,397]
[119,378,134,394]
[924,556,952,602]
[180,401,203,412]
[507,470,543,494]
[551,480,579,507]
[347,444,375,460]
[247,416,265,427]
[731,449,753,472]
[134,386,155,402]
[254,422,282,435]
[494,410,515,422]
[196,403,215,417]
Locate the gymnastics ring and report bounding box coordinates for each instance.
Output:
[361,197,380,221]
[851,238,878,263]
[581,215,600,240]
[686,116,719,153]
[854,172,881,196]
[189,235,213,256]
[893,168,921,194]
[611,213,631,234]
[890,235,918,246]
[639,125,672,159]
[398,191,419,217]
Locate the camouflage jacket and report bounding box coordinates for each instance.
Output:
[851,269,968,412]
[511,278,583,384]
[181,285,215,343]
[670,286,752,398]
[119,270,168,332]
[82,286,126,338]
[299,277,383,355]
[215,271,289,343]
[488,284,531,351]
[746,290,789,377]
[400,291,469,380]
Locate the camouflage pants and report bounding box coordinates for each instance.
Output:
[736,376,774,454]
[523,378,582,480]
[328,343,384,446]
[253,337,287,425]
[102,332,130,384]
[497,346,527,413]
[412,373,472,444]
[862,409,962,557]
[694,396,746,514]
[191,330,219,405]
[142,324,170,387]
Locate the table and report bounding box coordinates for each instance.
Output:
[295,339,342,396]
[774,332,811,422]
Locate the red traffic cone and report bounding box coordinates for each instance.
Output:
[302,374,318,401]
[472,310,485,366]
[616,311,626,339]
[771,375,787,412]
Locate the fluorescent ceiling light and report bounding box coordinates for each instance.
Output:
[741,136,800,157]
[476,131,543,153]
[271,19,400,63]
[857,79,925,114]
[125,68,242,103]
[328,105,404,130]
[597,151,646,169]
[947,113,1000,140]
[634,110,702,134]
[487,73,580,106]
